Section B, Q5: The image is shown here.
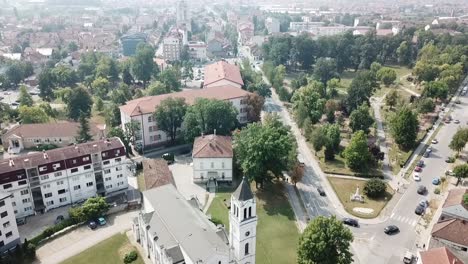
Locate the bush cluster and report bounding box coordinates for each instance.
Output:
[123,251,138,264]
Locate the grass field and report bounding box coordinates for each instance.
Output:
[328,177,394,219]
[60,233,144,264]
[207,181,300,264]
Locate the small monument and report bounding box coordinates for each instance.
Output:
[350,185,364,203]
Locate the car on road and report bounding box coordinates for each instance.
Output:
[431,139,438,144]
[454,119,460,124]
[413,174,421,181]
[403,251,414,264]
[54,215,64,224]
[342,218,359,227]
[88,221,97,230]
[417,160,424,167]
[3,91,11,95]
[426,146,432,153]
[417,185,427,195]
[455,99,461,104]
[162,153,175,164]
[97,217,106,226]
[415,205,425,215]
[317,187,326,196]
[432,177,441,185]
[419,199,429,209]
[423,151,430,158]
[384,225,399,235]
[445,119,451,124]
[414,166,422,172]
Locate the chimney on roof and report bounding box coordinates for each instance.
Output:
[214,129,216,136]
[106,138,111,146]
[42,150,49,159]
[201,132,204,138]
[8,158,14,167]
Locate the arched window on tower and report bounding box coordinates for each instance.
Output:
[245,243,249,256]
[244,208,247,220]
[248,206,252,218]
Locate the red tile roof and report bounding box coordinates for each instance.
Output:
[443,189,468,208]
[432,219,468,247]
[192,134,233,158]
[420,247,464,264]
[203,61,244,87]
[2,122,102,140]
[120,86,250,116]
[143,159,176,190]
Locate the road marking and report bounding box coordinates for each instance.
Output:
[391,213,395,218]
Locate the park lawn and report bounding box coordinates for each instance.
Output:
[60,233,144,264]
[207,181,300,264]
[328,177,394,219]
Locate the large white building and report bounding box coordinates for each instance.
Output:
[119,86,251,149]
[0,138,130,219]
[188,41,207,61]
[163,32,183,61]
[0,192,20,253]
[265,17,280,33]
[133,177,257,264]
[192,134,233,184]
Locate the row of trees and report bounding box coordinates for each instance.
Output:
[0,60,34,88]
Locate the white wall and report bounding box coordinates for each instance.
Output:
[0,195,20,251]
[205,79,242,89]
[193,157,233,182]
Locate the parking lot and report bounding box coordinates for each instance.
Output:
[18,205,70,241]
[1,85,40,109]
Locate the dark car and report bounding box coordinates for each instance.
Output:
[317,187,326,196]
[343,218,359,227]
[162,153,175,164]
[415,205,425,215]
[88,221,97,230]
[384,225,399,235]
[417,185,427,195]
[417,160,424,167]
[54,215,64,225]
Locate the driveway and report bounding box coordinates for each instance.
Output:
[18,206,71,241]
[35,210,138,264]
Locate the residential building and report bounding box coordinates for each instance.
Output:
[0,138,130,219]
[142,159,175,190]
[1,122,105,154]
[0,192,20,253]
[203,60,244,89]
[265,17,280,33]
[163,31,183,61]
[441,189,468,221]
[417,247,464,264]
[289,21,325,32]
[121,33,147,56]
[132,177,257,264]
[207,38,225,58]
[237,22,254,45]
[187,41,207,61]
[432,219,468,254]
[176,0,191,31]
[192,134,233,184]
[119,86,251,149]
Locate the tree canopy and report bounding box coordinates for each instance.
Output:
[349,103,374,134]
[390,106,418,150]
[343,130,373,171]
[154,97,187,142]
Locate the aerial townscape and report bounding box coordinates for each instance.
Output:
[0,0,468,263]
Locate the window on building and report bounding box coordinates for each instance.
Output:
[200,162,204,169]
[46,201,54,206]
[3,221,10,228]
[72,159,77,164]
[105,185,113,189]
[22,198,30,204]
[44,193,52,198]
[18,180,27,185]
[105,177,111,181]
[102,152,108,158]
[104,169,111,174]
[42,184,50,189]
[244,208,247,219]
[20,189,29,195]
[72,176,79,181]
[222,172,225,179]
[86,182,93,187]
[116,166,122,171]
[245,243,249,255]
[40,175,49,181]
[73,185,81,191]
[117,174,123,178]
[83,156,90,162]
[58,189,66,195]
[5,232,12,238]
[249,207,252,218]
[115,158,121,162]
[54,171,62,177]
[148,116,152,122]
[0,212,7,218]
[84,165,91,170]
[11,202,15,207]
[103,160,110,165]
[71,168,78,173]
[24,207,32,211]
[222,162,225,168]
[59,197,67,203]
[0,241,4,247]
[57,181,64,186]
[149,126,153,132]
[0,201,4,207]
[211,162,214,168]
[3,184,12,190]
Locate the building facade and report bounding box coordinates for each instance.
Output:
[192,134,233,184]
[203,60,244,88]
[265,17,280,33]
[163,31,183,61]
[0,138,130,219]
[0,192,20,253]
[119,86,251,149]
[188,41,207,61]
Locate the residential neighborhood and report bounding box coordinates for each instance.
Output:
[0,0,468,264]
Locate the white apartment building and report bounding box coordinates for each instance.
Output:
[289,21,325,32]
[265,17,280,33]
[0,138,130,219]
[192,134,233,184]
[119,86,251,149]
[163,33,182,61]
[0,192,20,253]
[188,41,207,61]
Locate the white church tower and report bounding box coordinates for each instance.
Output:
[229,177,257,264]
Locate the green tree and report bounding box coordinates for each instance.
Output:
[132,43,156,88]
[81,197,110,221]
[463,193,468,207]
[363,178,386,198]
[310,124,341,160]
[292,84,326,124]
[349,103,374,134]
[147,81,169,95]
[182,98,238,142]
[159,68,181,91]
[108,127,132,155]
[416,98,435,114]
[154,98,187,142]
[68,41,78,52]
[313,58,339,84]
[76,112,92,143]
[105,104,122,127]
[19,106,49,124]
[6,62,23,87]
[38,68,55,101]
[91,77,110,98]
[345,71,377,112]
[413,61,439,82]
[39,102,57,119]
[385,89,399,109]
[396,41,412,65]
[121,61,134,85]
[245,93,265,122]
[453,164,468,185]
[51,65,78,87]
[376,67,397,86]
[390,107,418,150]
[65,86,93,120]
[449,128,468,153]
[297,216,353,264]
[18,85,33,107]
[234,115,296,187]
[424,80,449,100]
[95,97,104,112]
[343,131,372,171]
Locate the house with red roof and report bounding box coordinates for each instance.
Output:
[417,247,464,264]
[203,60,244,89]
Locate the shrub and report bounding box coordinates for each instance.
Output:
[123,251,138,264]
[210,217,223,226]
[434,188,441,194]
[441,176,446,183]
[363,178,386,198]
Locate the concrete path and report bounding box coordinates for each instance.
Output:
[35,210,138,264]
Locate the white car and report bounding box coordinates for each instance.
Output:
[413,174,421,181]
[431,139,438,144]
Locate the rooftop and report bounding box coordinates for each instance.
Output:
[420,247,464,264]
[192,134,233,159]
[203,61,244,87]
[432,219,468,247]
[1,122,103,141]
[233,177,254,202]
[142,159,175,190]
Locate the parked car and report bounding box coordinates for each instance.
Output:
[432,177,441,185]
[417,185,427,195]
[454,119,460,124]
[162,153,175,164]
[317,187,326,196]
[414,166,422,172]
[54,215,64,225]
[419,199,429,209]
[455,99,461,104]
[403,251,414,264]
[413,174,421,181]
[423,152,430,158]
[415,205,425,215]
[417,160,424,167]
[88,221,97,230]
[431,139,438,144]
[384,225,399,235]
[342,218,359,227]
[97,217,106,226]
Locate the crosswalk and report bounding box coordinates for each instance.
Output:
[390,213,418,227]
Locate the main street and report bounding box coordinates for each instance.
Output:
[259,62,468,263]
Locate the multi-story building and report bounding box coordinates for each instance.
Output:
[192,134,233,184]
[176,0,191,32]
[120,33,148,56]
[0,138,130,219]
[188,41,207,61]
[203,60,244,89]
[0,192,20,253]
[162,31,183,61]
[119,86,251,149]
[289,21,325,32]
[265,17,280,33]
